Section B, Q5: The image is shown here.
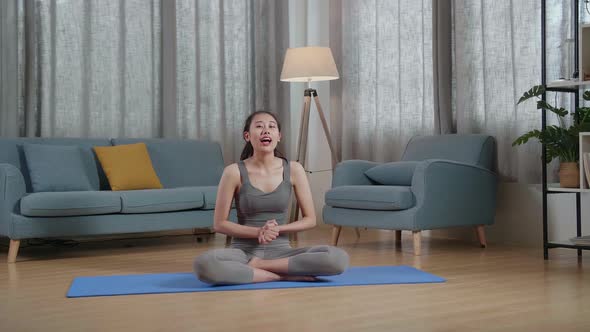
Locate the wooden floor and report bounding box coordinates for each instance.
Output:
[1,227,589,332]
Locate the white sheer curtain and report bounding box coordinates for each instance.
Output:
[452,0,589,182]
[20,0,162,138]
[175,0,290,162]
[3,0,289,163]
[329,0,435,163]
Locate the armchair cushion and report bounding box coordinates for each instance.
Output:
[364,161,419,185]
[325,185,414,211]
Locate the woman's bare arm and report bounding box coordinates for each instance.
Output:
[276,161,317,233]
[212,164,263,239]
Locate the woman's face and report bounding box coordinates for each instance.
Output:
[245,113,281,153]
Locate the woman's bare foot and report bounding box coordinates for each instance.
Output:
[247,257,262,268]
[280,275,317,282]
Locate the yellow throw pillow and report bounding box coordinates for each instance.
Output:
[93,143,163,191]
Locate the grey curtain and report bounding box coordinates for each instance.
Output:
[1,0,289,164]
[17,0,162,138]
[175,0,290,162]
[0,0,21,137]
[433,0,452,135]
[452,0,587,182]
[329,0,435,163]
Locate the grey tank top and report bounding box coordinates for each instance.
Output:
[231,158,292,249]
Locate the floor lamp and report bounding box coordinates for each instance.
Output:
[280,47,340,242]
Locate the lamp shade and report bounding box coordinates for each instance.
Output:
[280,47,339,82]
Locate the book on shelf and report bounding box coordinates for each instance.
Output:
[569,235,590,245]
[585,152,590,188]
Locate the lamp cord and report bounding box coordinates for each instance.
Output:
[305,168,332,174]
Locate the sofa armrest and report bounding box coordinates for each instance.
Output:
[332,160,380,187]
[0,163,26,237]
[410,159,497,230]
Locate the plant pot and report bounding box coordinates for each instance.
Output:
[559,162,580,188]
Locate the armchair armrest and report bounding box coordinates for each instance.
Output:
[410,159,497,229]
[332,160,380,187]
[0,163,26,237]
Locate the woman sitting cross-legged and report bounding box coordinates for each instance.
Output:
[193,111,349,285]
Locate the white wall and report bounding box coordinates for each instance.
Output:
[289,1,588,248]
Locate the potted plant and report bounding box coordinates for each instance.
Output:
[513,85,590,188]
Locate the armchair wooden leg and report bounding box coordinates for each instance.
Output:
[476,225,487,248]
[331,226,342,246]
[395,230,402,245]
[354,227,361,239]
[225,236,232,248]
[8,240,20,263]
[412,231,421,256]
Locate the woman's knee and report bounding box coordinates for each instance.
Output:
[193,249,252,285]
[193,252,219,284]
[307,246,349,275]
[325,246,349,274]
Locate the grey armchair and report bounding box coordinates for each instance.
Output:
[323,134,497,255]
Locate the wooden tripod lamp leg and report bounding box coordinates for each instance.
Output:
[331,225,342,246]
[312,94,339,171]
[290,95,312,243]
[290,90,340,246]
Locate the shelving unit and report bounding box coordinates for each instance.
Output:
[546,80,590,89]
[541,0,586,259]
[580,132,590,189]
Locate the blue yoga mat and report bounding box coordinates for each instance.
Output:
[67,265,445,298]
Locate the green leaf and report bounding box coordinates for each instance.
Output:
[536,100,568,116]
[575,107,590,124]
[517,85,545,105]
[512,130,542,146]
[512,85,590,164]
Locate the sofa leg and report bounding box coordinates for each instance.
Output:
[395,230,402,244]
[331,226,342,246]
[8,240,20,263]
[476,225,487,248]
[412,231,421,256]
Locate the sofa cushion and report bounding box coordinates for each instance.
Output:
[94,143,163,191]
[111,139,224,188]
[118,187,204,213]
[0,138,112,192]
[23,143,94,192]
[325,185,414,211]
[199,186,218,210]
[20,191,122,217]
[364,161,419,186]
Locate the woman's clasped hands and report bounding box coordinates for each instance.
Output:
[258,219,279,244]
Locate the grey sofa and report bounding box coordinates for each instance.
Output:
[0,137,231,263]
[323,134,497,255]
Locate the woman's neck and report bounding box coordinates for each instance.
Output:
[249,152,278,169]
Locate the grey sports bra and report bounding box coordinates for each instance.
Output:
[235,158,292,228]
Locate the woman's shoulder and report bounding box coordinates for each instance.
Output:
[222,163,241,179]
[288,160,302,168]
[288,160,305,174]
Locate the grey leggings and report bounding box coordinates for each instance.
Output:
[193,245,349,285]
